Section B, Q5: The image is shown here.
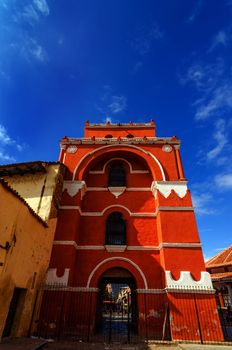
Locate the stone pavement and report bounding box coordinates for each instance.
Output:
[0,337,47,350]
[1,339,232,350]
[43,341,232,350]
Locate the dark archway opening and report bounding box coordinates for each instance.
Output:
[96,268,137,342]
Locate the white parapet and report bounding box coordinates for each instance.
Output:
[63,181,86,198]
[151,181,188,198]
[165,271,214,292]
[46,268,70,286]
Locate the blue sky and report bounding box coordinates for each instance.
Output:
[0,0,231,259]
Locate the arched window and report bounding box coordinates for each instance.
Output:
[108,162,126,187]
[105,212,126,245]
[105,134,113,138]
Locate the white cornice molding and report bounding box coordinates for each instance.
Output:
[105,245,127,252]
[136,289,165,294]
[46,268,70,286]
[53,241,202,251]
[108,186,126,198]
[59,205,194,215]
[89,158,150,174]
[158,206,194,211]
[151,181,188,199]
[165,271,214,292]
[44,286,99,292]
[63,180,87,198]
[85,187,151,192]
[59,205,157,217]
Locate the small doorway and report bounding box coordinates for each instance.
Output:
[3,288,26,338]
[96,268,137,343]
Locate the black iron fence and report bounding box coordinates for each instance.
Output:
[36,284,231,343]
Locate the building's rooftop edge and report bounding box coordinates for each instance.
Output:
[60,136,180,145]
[0,178,48,227]
[84,121,156,128]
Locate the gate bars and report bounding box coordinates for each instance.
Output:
[36,284,231,343]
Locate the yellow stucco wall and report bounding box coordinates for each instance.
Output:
[4,164,61,221]
[0,183,57,339]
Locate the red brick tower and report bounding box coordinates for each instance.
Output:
[39,121,223,342]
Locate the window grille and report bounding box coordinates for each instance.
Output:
[108,162,126,187]
[106,212,126,245]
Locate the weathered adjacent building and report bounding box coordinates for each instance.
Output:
[0,162,65,339]
[206,246,232,308]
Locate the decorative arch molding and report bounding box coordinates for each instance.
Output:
[102,204,132,216]
[72,144,166,181]
[89,157,149,174]
[87,256,148,289]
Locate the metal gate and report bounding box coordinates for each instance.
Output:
[95,279,137,343]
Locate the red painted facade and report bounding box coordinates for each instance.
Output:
[40,121,224,342]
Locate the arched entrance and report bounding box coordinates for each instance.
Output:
[96,267,137,342]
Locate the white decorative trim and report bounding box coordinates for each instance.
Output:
[165,271,214,291]
[44,286,99,292]
[126,188,151,191]
[53,240,78,249]
[67,145,77,153]
[87,257,148,289]
[127,246,159,251]
[89,158,149,174]
[158,206,194,211]
[87,187,108,191]
[162,145,172,153]
[53,241,202,250]
[46,268,70,286]
[161,242,201,248]
[77,245,105,250]
[136,289,165,294]
[108,186,126,198]
[63,180,87,198]
[86,187,151,192]
[59,204,157,217]
[73,287,99,292]
[151,181,188,199]
[105,245,127,252]
[72,144,166,181]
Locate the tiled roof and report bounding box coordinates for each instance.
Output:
[210,272,232,282]
[0,161,60,177]
[206,246,232,268]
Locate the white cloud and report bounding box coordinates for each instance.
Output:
[191,192,215,215]
[0,124,24,164]
[207,119,228,160]
[187,0,203,23]
[209,31,229,51]
[33,0,49,16]
[215,173,232,189]
[0,124,14,145]
[108,96,127,114]
[131,22,163,56]
[0,151,15,162]
[23,4,40,23]
[105,117,112,123]
[21,38,47,62]
[180,60,224,92]
[13,0,50,25]
[96,86,127,116]
[195,83,232,120]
